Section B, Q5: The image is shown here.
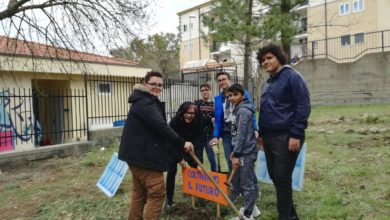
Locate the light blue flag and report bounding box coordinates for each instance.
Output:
[97,152,128,197]
[255,143,307,191]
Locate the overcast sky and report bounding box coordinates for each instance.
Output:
[147,0,207,35]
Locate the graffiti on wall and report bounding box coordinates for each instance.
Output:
[0,90,34,152]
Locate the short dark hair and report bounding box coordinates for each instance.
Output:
[144,71,163,83]
[227,83,245,95]
[256,44,287,66]
[200,83,211,90]
[216,71,231,80]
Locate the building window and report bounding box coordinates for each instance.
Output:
[301,17,307,32]
[353,0,364,12]
[183,24,187,32]
[339,3,350,16]
[354,33,364,44]
[97,82,112,95]
[341,35,351,46]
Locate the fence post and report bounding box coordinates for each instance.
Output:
[382,30,385,52]
[311,41,315,60]
[84,73,90,141]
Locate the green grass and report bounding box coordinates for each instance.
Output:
[0,104,390,219]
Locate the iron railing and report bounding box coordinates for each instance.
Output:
[0,88,87,151]
[290,29,390,62]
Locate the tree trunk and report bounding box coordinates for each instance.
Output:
[243,0,253,89]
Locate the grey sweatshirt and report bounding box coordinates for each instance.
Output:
[231,99,258,157]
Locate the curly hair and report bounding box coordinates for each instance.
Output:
[256,43,287,66]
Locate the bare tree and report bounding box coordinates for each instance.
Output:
[0,0,151,61]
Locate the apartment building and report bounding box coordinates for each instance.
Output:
[306,0,390,62]
[177,1,213,70]
[177,0,266,79]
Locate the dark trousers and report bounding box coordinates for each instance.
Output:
[165,162,178,205]
[263,134,304,220]
[166,154,200,205]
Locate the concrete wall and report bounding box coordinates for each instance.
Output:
[0,141,94,168]
[294,51,390,104]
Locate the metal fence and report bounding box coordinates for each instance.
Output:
[0,88,87,151]
[1,76,204,150]
[291,29,390,62]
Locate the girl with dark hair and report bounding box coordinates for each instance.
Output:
[165,101,204,208]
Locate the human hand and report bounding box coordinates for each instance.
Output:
[179,159,186,169]
[288,138,300,152]
[184,142,194,152]
[229,152,234,161]
[209,138,219,146]
[257,137,264,151]
[232,157,240,169]
[255,130,259,139]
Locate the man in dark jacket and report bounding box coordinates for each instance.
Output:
[118,71,193,220]
[257,44,311,220]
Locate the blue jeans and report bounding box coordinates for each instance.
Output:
[201,137,217,172]
[222,131,233,173]
[229,153,259,217]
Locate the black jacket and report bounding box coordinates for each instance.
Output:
[169,115,204,167]
[118,84,185,172]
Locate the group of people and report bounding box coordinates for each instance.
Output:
[118,44,311,220]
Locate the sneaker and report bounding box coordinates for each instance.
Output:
[252,205,261,217]
[239,205,261,218]
[163,200,174,211]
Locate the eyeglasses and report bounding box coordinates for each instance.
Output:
[146,82,164,89]
[217,78,228,83]
[185,112,196,115]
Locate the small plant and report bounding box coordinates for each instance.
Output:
[360,113,379,124]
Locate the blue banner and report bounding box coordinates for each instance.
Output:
[96,153,128,197]
[255,143,307,191]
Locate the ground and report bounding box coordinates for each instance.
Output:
[1,104,390,219]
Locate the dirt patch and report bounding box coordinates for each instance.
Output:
[306,170,324,181]
[347,135,389,149]
[164,201,220,220]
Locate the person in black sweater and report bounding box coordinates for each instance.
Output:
[165,101,204,207]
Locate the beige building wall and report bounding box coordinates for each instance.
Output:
[376,0,390,31]
[0,55,148,77]
[178,1,213,68]
[308,0,378,41]
[179,37,211,68]
[307,0,390,62]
